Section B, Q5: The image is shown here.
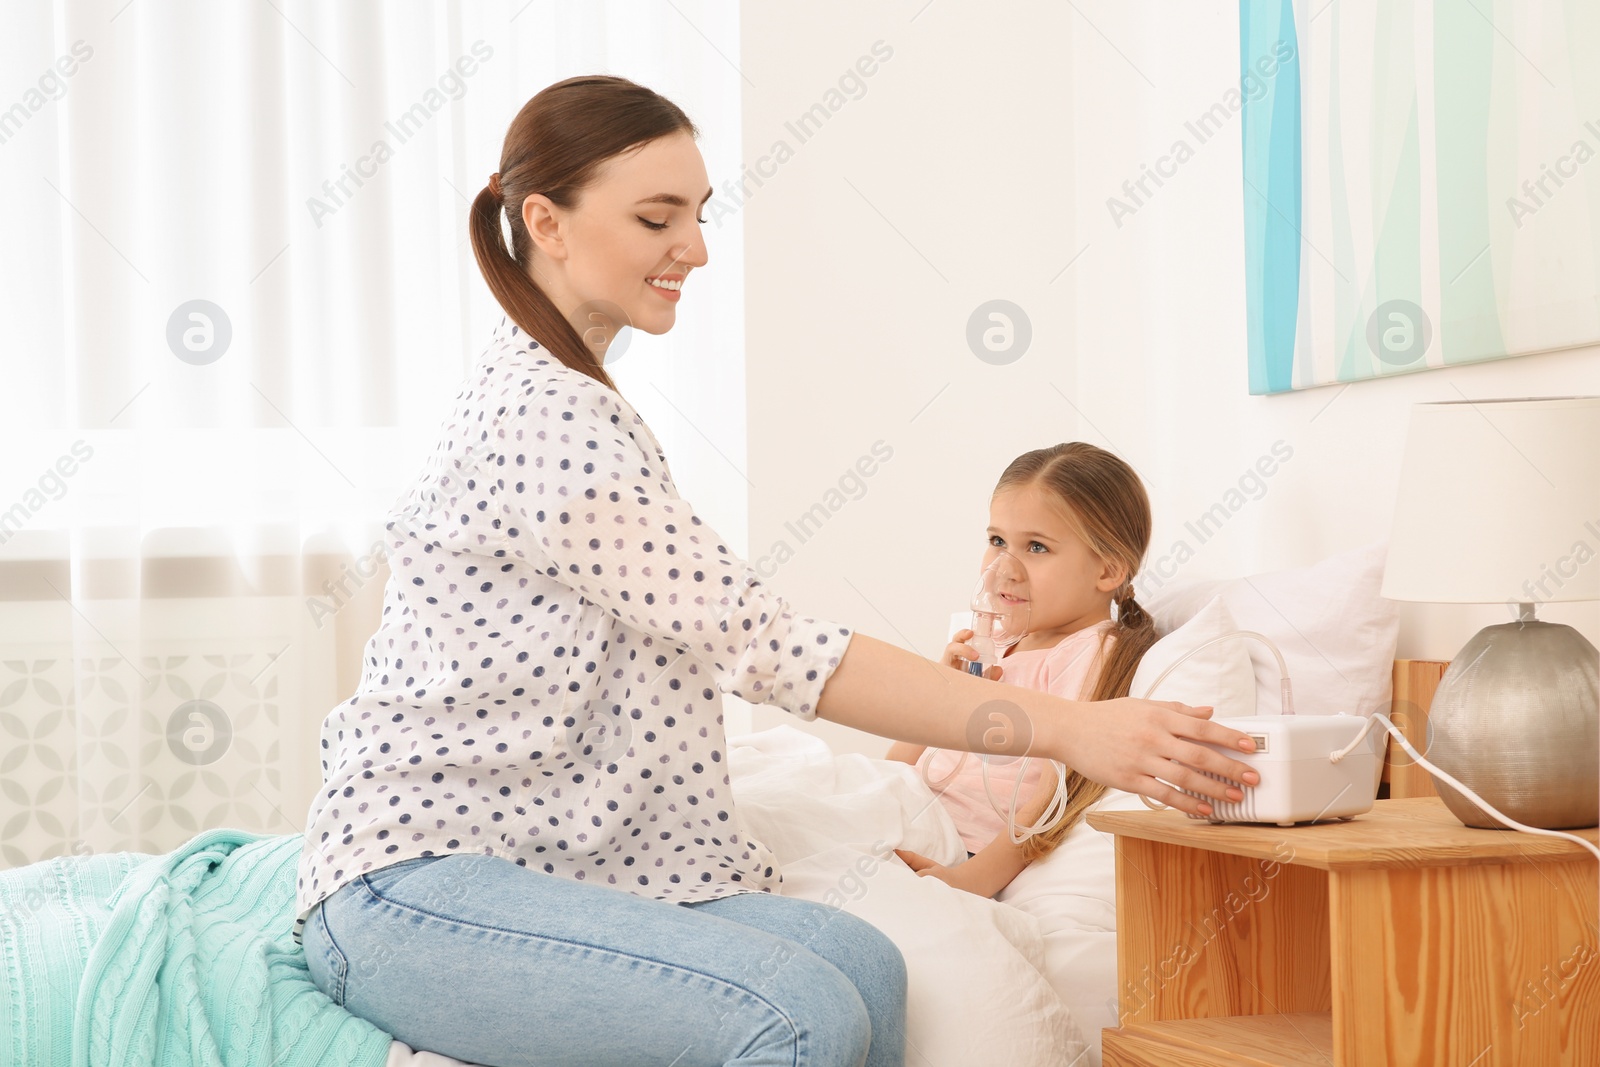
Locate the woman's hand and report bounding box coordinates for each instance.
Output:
[1053,697,1260,815]
[893,848,994,897]
[941,629,1002,680]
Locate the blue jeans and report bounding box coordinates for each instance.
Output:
[302,854,908,1067]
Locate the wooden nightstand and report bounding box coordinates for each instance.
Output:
[1086,797,1598,1066]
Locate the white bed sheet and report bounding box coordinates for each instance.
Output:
[728,725,1088,1066]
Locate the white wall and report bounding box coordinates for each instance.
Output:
[738,0,1600,757]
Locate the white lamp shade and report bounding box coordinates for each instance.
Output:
[1382,396,1600,605]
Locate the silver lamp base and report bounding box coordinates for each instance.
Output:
[1426,615,1599,830]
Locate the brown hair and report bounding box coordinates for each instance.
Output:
[996,442,1158,863]
[470,75,699,392]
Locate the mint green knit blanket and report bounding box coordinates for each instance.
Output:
[0,829,391,1067]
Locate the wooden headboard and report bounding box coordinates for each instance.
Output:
[1382,659,1450,800]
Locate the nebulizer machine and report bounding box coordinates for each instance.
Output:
[921,550,1074,845]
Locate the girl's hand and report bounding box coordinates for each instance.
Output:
[894,848,993,897]
[941,629,1002,680]
[1055,697,1261,814]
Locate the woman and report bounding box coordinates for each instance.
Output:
[295,75,1259,1067]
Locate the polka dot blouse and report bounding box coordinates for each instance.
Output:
[293,316,854,944]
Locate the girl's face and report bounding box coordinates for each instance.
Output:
[984,483,1126,649]
[519,130,711,353]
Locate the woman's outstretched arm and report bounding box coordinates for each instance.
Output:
[815,632,1259,817]
[882,631,998,765]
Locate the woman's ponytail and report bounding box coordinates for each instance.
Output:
[469,181,617,392]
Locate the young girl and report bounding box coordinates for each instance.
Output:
[888,441,1160,898]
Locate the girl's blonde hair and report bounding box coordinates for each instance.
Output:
[995,442,1157,863]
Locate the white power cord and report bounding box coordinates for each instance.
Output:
[1332,713,1600,864]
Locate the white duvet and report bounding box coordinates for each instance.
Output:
[725,725,1096,1067]
[387,724,1134,1067]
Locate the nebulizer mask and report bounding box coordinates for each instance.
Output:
[921,550,1074,845]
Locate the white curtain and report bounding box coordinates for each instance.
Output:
[0,0,747,868]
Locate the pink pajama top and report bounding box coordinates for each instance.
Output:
[915,619,1114,854]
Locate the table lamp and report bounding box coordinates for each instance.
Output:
[1382,396,1599,830]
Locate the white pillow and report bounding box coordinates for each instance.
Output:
[1141,542,1399,719]
[1128,594,1257,717]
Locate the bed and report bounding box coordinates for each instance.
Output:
[0,544,1405,1067]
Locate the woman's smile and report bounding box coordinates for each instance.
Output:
[646,273,685,302]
